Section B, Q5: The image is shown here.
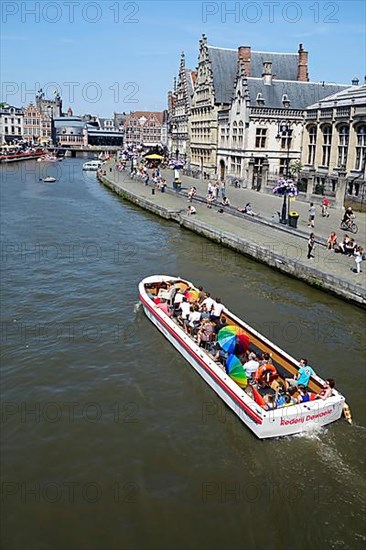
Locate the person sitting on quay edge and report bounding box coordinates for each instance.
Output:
[338,234,351,254]
[187,186,197,202]
[285,358,315,390]
[327,231,337,250]
[186,205,197,216]
[238,202,257,216]
[344,237,357,256]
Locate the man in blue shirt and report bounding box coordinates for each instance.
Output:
[285,359,315,390]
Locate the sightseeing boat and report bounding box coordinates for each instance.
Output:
[139,275,350,439]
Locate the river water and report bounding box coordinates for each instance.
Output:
[1,159,365,550]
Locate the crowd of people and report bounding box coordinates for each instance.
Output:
[150,282,334,411]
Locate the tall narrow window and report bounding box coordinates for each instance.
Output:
[355,125,366,171]
[238,121,244,147]
[307,126,316,165]
[322,126,332,166]
[337,125,349,167]
[232,122,237,145]
[255,128,267,148]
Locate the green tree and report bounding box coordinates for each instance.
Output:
[289,160,303,181]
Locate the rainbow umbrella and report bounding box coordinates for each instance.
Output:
[226,354,247,388]
[184,289,199,303]
[218,325,250,354]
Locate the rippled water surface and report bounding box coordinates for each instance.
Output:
[1,159,365,550]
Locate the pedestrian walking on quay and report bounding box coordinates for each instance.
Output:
[307,233,316,259]
[322,197,330,217]
[308,202,316,227]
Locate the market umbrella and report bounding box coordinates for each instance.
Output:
[225,354,247,388]
[217,325,250,354]
[145,154,164,160]
[184,289,199,303]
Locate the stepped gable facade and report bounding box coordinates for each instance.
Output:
[124,111,164,147]
[217,52,348,188]
[189,35,311,178]
[168,52,196,158]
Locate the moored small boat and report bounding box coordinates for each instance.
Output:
[83,160,103,171]
[42,177,56,183]
[139,275,349,439]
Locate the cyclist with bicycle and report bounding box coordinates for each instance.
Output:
[342,206,354,226]
[341,206,358,233]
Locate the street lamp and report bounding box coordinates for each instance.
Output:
[276,121,293,224]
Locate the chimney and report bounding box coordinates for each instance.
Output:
[262,61,272,85]
[351,77,359,86]
[297,43,309,82]
[238,46,251,77]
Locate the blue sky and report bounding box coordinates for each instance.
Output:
[1,0,365,116]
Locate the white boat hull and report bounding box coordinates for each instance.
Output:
[139,276,345,439]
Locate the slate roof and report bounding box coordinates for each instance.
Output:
[185,69,195,98]
[307,84,366,108]
[247,78,349,110]
[207,46,300,104]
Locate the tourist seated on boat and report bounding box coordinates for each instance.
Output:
[315,378,335,400]
[277,394,292,408]
[285,358,315,390]
[186,305,202,335]
[156,299,172,317]
[213,315,227,334]
[243,352,260,380]
[259,352,273,365]
[327,231,337,250]
[264,394,277,410]
[210,342,229,365]
[296,385,317,403]
[197,319,215,348]
[199,304,210,322]
[210,297,225,322]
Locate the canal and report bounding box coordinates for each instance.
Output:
[1,159,365,550]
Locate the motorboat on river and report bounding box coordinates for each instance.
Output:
[139,275,351,439]
[83,160,102,171]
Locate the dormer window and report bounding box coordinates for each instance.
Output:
[282,94,290,108]
[256,93,265,106]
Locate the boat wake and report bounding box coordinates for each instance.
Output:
[134,302,142,314]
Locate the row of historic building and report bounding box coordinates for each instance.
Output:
[167,35,366,203]
[1,91,167,150]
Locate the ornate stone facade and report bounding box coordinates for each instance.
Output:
[23,103,52,144]
[167,53,195,160]
[301,84,366,205]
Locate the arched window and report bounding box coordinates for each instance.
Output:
[337,125,349,168]
[307,126,317,165]
[322,125,332,166]
[355,125,366,171]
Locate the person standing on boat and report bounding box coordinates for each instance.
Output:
[200,292,215,314]
[210,297,225,322]
[156,299,172,317]
[285,358,315,390]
